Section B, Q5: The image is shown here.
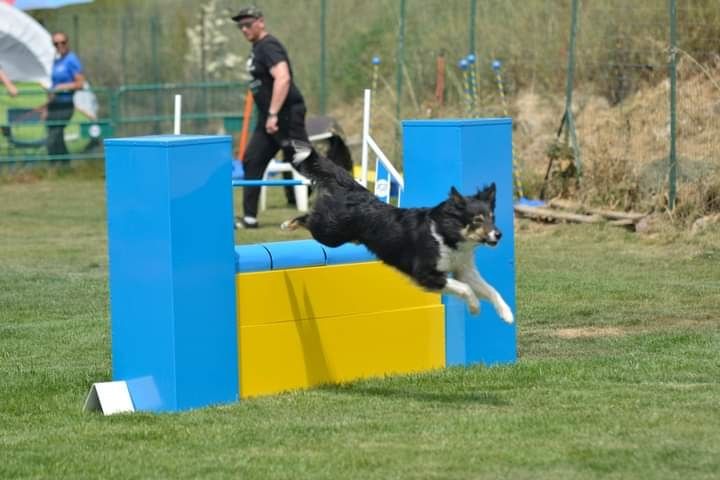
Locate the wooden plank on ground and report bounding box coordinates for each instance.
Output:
[548,199,646,221]
[514,204,603,224]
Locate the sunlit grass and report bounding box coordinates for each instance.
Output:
[0,176,718,479]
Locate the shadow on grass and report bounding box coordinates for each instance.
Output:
[317,383,509,406]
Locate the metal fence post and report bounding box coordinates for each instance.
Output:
[121,16,129,85]
[151,16,161,134]
[563,0,582,174]
[395,0,406,159]
[73,14,79,54]
[668,0,678,210]
[469,0,477,57]
[319,0,327,115]
[396,0,406,124]
[110,87,120,136]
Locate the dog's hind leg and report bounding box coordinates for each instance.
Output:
[456,267,514,324]
[281,214,309,231]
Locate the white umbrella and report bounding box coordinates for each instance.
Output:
[10,0,94,10]
[0,2,54,88]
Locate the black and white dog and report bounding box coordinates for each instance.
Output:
[282,145,514,324]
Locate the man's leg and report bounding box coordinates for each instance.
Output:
[241,129,279,226]
[280,149,296,205]
[282,103,314,165]
[276,103,314,204]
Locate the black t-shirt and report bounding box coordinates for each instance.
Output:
[246,34,305,118]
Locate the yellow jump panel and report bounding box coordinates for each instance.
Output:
[236,261,440,326]
[236,261,445,398]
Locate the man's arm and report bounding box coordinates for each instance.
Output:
[265,61,291,134]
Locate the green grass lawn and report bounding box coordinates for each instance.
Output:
[1,176,719,479]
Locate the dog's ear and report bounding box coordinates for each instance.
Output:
[476,182,497,209]
[449,186,466,206]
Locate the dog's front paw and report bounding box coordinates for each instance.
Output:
[468,300,481,315]
[280,219,295,231]
[497,303,514,324]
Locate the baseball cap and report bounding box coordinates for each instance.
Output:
[231,6,263,22]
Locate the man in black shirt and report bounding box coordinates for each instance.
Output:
[232,6,314,229]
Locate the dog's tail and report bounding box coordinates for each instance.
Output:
[289,140,321,177]
[290,140,358,189]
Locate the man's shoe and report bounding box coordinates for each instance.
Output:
[235,217,259,229]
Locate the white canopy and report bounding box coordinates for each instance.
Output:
[0,2,54,88]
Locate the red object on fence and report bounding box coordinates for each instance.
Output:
[435,52,446,107]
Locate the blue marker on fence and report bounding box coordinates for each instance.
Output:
[466,53,478,114]
[491,59,524,199]
[371,55,381,95]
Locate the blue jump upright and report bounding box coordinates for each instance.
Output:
[104,135,238,412]
[402,119,517,366]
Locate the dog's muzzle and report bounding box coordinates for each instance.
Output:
[486,228,502,245]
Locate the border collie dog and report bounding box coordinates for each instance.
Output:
[282,145,514,324]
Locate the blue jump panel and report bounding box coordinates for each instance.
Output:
[235,244,272,273]
[264,239,326,269]
[402,119,517,366]
[105,135,238,412]
[233,240,376,274]
[323,243,375,265]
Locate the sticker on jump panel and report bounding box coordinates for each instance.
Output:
[374,179,389,197]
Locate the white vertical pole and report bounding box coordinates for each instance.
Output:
[173,94,182,135]
[360,89,371,187]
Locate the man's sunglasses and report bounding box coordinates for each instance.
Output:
[236,19,256,30]
[53,40,67,46]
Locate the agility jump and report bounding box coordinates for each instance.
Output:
[100,119,516,413]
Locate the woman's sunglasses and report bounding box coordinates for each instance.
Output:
[53,40,68,46]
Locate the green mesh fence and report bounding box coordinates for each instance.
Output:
[1,82,247,163]
[110,82,246,137]
[563,1,720,211]
[5,0,719,213]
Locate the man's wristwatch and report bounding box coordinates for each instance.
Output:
[268,111,278,117]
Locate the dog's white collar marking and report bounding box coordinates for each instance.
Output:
[430,222,475,273]
[430,222,451,272]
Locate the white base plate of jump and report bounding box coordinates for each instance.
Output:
[84,381,135,415]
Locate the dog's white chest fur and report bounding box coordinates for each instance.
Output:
[430,223,514,324]
[430,224,476,273]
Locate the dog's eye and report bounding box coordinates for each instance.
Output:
[474,214,485,223]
